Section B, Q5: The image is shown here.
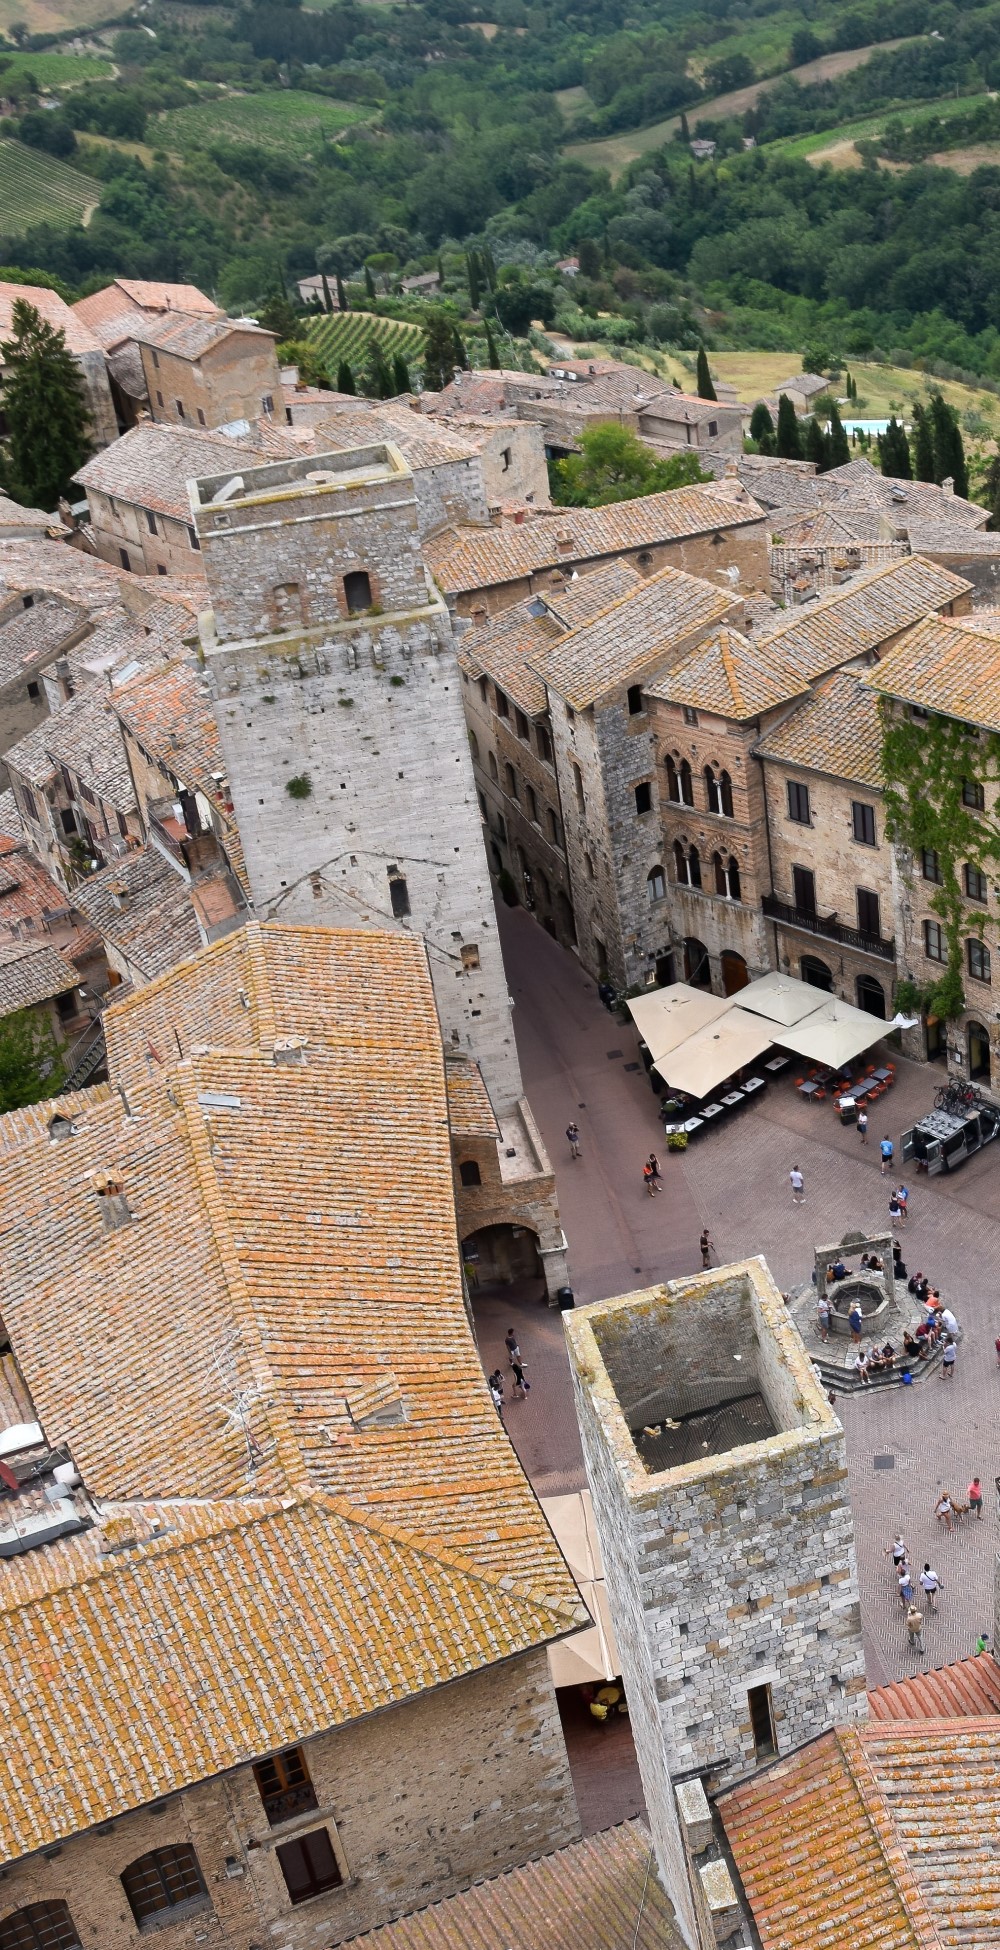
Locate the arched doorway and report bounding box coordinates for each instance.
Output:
[685,937,711,989]
[556,890,576,945]
[721,950,749,996]
[801,954,834,993]
[856,974,886,1019]
[462,1223,541,1288]
[969,1019,991,1081]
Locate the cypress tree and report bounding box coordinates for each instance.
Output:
[392,350,410,395]
[481,245,497,290]
[453,325,470,371]
[467,251,480,311]
[336,272,347,312]
[929,391,968,497]
[749,401,774,453]
[364,338,394,399]
[336,359,356,395]
[695,346,717,400]
[827,403,850,468]
[423,310,460,392]
[775,393,802,460]
[577,237,601,280]
[913,402,935,482]
[878,415,911,480]
[321,272,334,314]
[680,111,691,143]
[364,263,377,302]
[484,318,500,368]
[0,298,90,509]
[805,415,829,471]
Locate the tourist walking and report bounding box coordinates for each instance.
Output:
[700,1227,714,1269]
[906,1603,925,1654]
[566,1121,581,1159]
[897,1183,909,1224]
[898,1561,915,1606]
[643,1160,659,1197]
[880,1135,894,1176]
[489,1371,505,1419]
[504,1327,520,1366]
[888,1190,902,1227]
[919,1564,942,1611]
[942,1335,957,1378]
[857,1109,869,1144]
[848,1303,863,1346]
[510,1357,531,1397]
[597,980,616,1013]
[934,1492,954,1532]
[647,1152,662,1188]
[886,1534,908,1568]
[816,1294,831,1343]
[789,1165,805,1204]
[969,1477,984,1520]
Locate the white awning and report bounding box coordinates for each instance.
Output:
[658,1009,775,1098]
[779,996,887,1068]
[627,984,730,1066]
[542,1491,619,1688]
[733,970,831,1029]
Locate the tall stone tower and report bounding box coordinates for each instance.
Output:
[564,1256,867,1935]
[191,443,521,1114]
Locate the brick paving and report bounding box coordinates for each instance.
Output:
[495,904,1000,1700]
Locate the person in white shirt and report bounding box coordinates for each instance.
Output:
[919,1564,942,1611]
[940,1306,960,1337]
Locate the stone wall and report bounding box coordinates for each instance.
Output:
[85,487,206,580]
[412,456,490,536]
[0,1650,580,1950]
[565,1260,868,1824]
[475,422,550,511]
[460,673,576,950]
[79,345,119,450]
[446,516,769,619]
[142,334,282,432]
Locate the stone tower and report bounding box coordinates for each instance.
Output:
[191,443,521,1115]
[564,1257,867,1933]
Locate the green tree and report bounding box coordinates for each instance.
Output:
[258,290,299,340]
[0,298,89,510]
[275,339,331,388]
[929,391,968,497]
[550,424,710,506]
[776,394,802,460]
[877,416,912,480]
[749,401,775,453]
[827,402,850,468]
[467,250,480,311]
[0,1007,65,1114]
[392,349,410,395]
[481,245,497,292]
[804,416,829,471]
[363,337,394,399]
[336,358,356,395]
[484,318,500,368]
[577,237,601,279]
[423,310,464,392]
[336,272,347,313]
[913,402,935,483]
[321,272,334,314]
[364,263,377,302]
[695,346,717,401]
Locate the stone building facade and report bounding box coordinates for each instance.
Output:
[74,425,246,579]
[194,444,568,1290]
[136,316,283,431]
[0,1650,576,1950]
[564,1257,867,1932]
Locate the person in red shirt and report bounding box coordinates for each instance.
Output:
[969,1477,984,1520]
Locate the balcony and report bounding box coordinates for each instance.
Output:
[762,893,895,962]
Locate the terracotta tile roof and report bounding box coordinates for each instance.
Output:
[647,625,808,720]
[316,404,481,470]
[41,685,137,814]
[70,847,204,979]
[458,606,553,716]
[758,556,972,681]
[0,938,77,1015]
[425,487,765,597]
[755,669,884,786]
[525,561,738,709]
[130,312,277,361]
[869,1653,1000,1723]
[73,280,218,338]
[75,423,247,520]
[719,1727,937,1950]
[0,595,89,689]
[0,837,93,948]
[904,520,1000,554]
[0,538,133,617]
[0,494,54,535]
[347,1820,681,1949]
[445,1055,500,1139]
[541,558,641,627]
[863,611,1000,729]
[0,284,102,358]
[113,655,225,800]
[0,788,23,840]
[0,1080,113,1154]
[0,923,584,1861]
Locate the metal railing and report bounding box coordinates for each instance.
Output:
[762,893,895,961]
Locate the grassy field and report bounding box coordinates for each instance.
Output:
[564,39,913,179]
[771,92,991,165]
[306,310,427,374]
[156,90,369,158]
[0,0,120,34]
[673,348,1000,428]
[0,136,100,234]
[0,52,113,88]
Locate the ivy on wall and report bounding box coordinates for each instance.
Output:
[880,702,1000,1021]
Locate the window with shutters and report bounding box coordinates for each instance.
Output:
[253,1746,318,1827]
[968,938,991,983]
[852,801,877,846]
[121,1846,208,1930]
[275,1828,344,1905]
[0,1903,82,1950]
[787,780,810,825]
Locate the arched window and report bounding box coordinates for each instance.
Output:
[705,765,720,814]
[801,955,834,993]
[678,759,694,807]
[0,1904,81,1950]
[856,974,885,1019]
[969,1019,991,1080]
[688,844,702,889]
[488,751,498,782]
[684,937,711,989]
[705,767,734,817]
[121,1847,207,1929]
[666,756,694,807]
[504,762,519,801]
[459,1160,482,1186]
[343,569,372,614]
[647,865,666,902]
[725,855,741,900]
[673,842,701,889]
[666,756,679,803]
[720,770,734,818]
[713,850,726,896]
[468,730,480,763]
[673,840,685,883]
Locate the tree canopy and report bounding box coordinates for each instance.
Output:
[550,424,710,506]
[0,298,90,510]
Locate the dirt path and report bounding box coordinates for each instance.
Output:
[564,36,914,179]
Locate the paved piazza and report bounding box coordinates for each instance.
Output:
[483,906,1000,1693]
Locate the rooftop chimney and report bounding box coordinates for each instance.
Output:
[942,476,954,496]
[92,1172,132,1231]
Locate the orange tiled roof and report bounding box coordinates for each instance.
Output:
[75,423,249,521]
[525,560,737,709]
[863,610,1000,730]
[347,1820,681,1949]
[0,283,102,358]
[868,1652,1000,1722]
[754,669,884,786]
[0,923,584,1861]
[446,1054,500,1139]
[759,556,972,682]
[647,625,808,721]
[0,939,77,1016]
[458,605,553,716]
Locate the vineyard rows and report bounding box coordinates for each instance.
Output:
[0,138,100,235]
[156,90,367,160]
[306,311,427,370]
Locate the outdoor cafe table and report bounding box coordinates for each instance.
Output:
[764,1056,789,1074]
[799,1080,820,1098]
[721,1091,744,1107]
[743,1076,765,1095]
